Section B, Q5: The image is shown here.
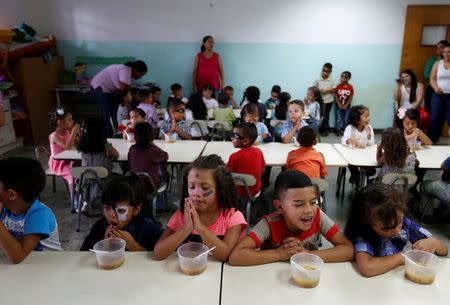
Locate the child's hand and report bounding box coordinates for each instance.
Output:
[347,136,360,147]
[182,199,194,233]
[412,238,439,254]
[294,119,301,132]
[105,225,114,239]
[261,133,268,139]
[107,147,119,160]
[72,123,80,134]
[170,118,177,133]
[276,237,305,261]
[189,202,206,232]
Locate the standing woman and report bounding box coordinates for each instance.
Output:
[192,36,225,97]
[424,40,448,112]
[90,60,148,136]
[429,43,450,143]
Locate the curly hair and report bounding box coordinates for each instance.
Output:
[180,155,237,212]
[381,127,408,168]
[345,183,406,246]
[347,105,368,127]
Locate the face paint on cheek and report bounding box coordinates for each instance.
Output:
[115,205,129,222]
[203,190,214,197]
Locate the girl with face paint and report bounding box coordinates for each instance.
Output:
[154,155,248,262]
[80,175,162,251]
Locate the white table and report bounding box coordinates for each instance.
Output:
[0,252,222,305]
[54,139,207,163]
[332,144,378,167]
[221,259,450,305]
[202,142,348,167]
[414,146,450,169]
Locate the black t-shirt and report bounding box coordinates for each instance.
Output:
[80,215,162,251]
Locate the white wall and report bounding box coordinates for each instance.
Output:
[2,0,449,44]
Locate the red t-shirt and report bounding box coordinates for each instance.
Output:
[227,147,266,198]
[335,84,354,106]
[196,52,220,90]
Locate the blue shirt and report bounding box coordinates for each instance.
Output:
[0,199,61,251]
[354,216,432,257]
[159,118,190,140]
[255,122,271,143]
[280,119,309,143]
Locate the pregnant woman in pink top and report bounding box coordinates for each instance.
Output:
[192,36,225,97]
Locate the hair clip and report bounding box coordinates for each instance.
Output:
[57,108,65,116]
[397,108,406,120]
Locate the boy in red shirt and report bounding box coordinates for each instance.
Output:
[286,126,326,179]
[335,71,354,136]
[227,122,266,199]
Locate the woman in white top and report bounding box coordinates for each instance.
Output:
[429,44,450,143]
[393,69,424,110]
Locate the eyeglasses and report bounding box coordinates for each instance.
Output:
[175,108,185,113]
[231,132,244,139]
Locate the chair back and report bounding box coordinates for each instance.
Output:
[72,166,108,180]
[382,173,417,192]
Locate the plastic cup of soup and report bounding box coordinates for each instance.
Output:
[92,238,126,270]
[164,133,177,143]
[290,253,324,288]
[404,250,440,285]
[177,242,209,275]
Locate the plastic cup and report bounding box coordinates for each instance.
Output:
[404,250,440,285]
[408,140,422,151]
[92,238,126,270]
[177,242,209,275]
[290,253,324,288]
[164,133,177,143]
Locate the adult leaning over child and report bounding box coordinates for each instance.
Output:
[90,60,148,137]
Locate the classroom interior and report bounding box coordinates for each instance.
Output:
[0,1,450,304]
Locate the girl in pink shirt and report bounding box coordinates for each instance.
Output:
[154,155,247,261]
[48,108,80,193]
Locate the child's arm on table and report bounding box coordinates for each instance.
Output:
[308,231,354,263]
[413,237,448,256]
[0,222,41,264]
[356,251,404,277]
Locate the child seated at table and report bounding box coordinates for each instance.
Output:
[159,99,192,140]
[227,122,266,200]
[81,175,162,251]
[213,93,236,133]
[154,155,247,261]
[76,118,119,215]
[281,100,308,144]
[376,127,418,180]
[344,183,447,277]
[265,85,281,109]
[202,84,219,109]
[0,157,62,263]
[137,89,159,129]
[229,170,353,265]
[224,85,238,109]
[286,126,327,179]
[397,108,432,146]
[303,86,324,129]
[123,108,146,142]
[116,89,132,129]
[168,83,188,105]
[128,122,168,188]
[151,86,162,109]
[242,103,272,144]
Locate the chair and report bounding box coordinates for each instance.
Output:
[381,173,417,193]
[232,173,261,226]
[419,182,450,222]
[208,120,232,141]
[109,117,122,138]
[72,166,108,232]
[270,119,285,142]
[135,172,168,219]
[34,145,71,203]
[311,178,330,212]
[188,120,209,139]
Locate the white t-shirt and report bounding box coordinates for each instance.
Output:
[341,124,375,147]
[437,60,450,93]
[203,97,218,109]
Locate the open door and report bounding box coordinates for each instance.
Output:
[400,5,450,83]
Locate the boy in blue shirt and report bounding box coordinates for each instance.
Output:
[0,157,61,263]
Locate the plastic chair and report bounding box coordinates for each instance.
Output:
[135,172,168,219]
[72,166,108,232]
[311,178,330,212]
[208,120,231,141]
[381,173,417,193]
[232,173,261,226]
[270,119,285,142]
[109,117,122,138]
[419,182,450,222]
[188,120,209,139]
[34,145,71,203]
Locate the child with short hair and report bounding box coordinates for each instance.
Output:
[137,89,159,129]
[224,86,238,108]
[281,100,308,144]
[286,126,327,179]
[345,183,448,277]
[314,63,335,136]
[77,118,119,215]
[154,155,247,261]
[81,175,162,251]
[202,84,219,109]
[48,108,80,193]
[240,86,267,122]
[168,83,188,104]
[130,87,140,109]
[213,93,236,132]
[151,86,162,108]
[341,105,374,148]
[0,157,62,263]
[398,108,432,146]
[116,89,132,128]
[304,86,324,129]
[376,127,418,180]
[335,71,354,135]
[227,122,266,199]
[229,170,354,265]
[123,108,146,141]
[159,99,192,140]
[242,103,272,143]
[129,122,168,188]
[265,85,281,109]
